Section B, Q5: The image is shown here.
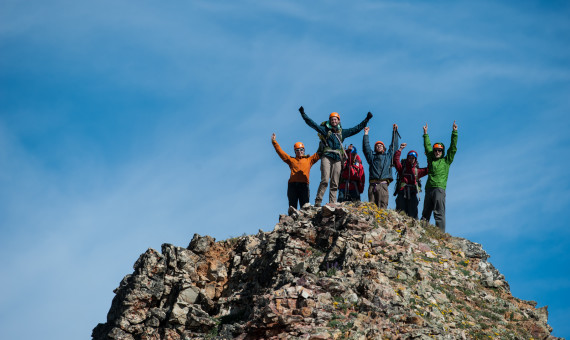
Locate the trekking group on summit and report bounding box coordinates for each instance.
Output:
[272,106,458,233]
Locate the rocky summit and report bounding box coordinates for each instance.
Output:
[92,203,560,340]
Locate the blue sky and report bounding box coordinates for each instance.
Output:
[1,0,569,338]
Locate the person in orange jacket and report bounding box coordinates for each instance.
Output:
[272,133,321,209]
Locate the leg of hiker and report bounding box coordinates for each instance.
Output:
[432,188,446,232]
[378,182,389,209]
[368,183,382,207]
[368,184,376,204]
[299,183,310,208]
[316,156,333,206]
[421,187,435,223]
[395,190,405,212]
[337,188,346,203]
[408,194,419,220]
[352,189,361,202]
[287,182,298,208]
[329,159,342,203]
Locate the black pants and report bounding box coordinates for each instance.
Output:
[338,188,361,203]
[287,182,310,209]
[421,187,446,232]
[395,189,419,219]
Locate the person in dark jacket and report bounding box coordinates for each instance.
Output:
[362,124,399,209]
[421,121,458,232]
[299,106,372,206]
[393,143,428,219]
[338,144,365,203]
[272,133,321,209]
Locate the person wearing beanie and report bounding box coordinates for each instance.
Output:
[338,144,365,203]
[421,121,458,232]
[393,143,428,219]
[298,106,372,206]
[271,133,321,209]
[362,124,399,209]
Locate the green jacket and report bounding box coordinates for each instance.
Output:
[424,130,458,189]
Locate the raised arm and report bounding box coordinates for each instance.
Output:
[271,133,292,164]
[309,151,322,166]
[299,106,326,135]
[362,127,373,164]
[423,123,433,162]
[342,112,373,139]
[446,121,458,164]
[393,143,406,172]
[386,124,399,158]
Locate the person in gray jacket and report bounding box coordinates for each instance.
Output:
[362,124,399,209]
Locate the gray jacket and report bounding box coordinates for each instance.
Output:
[362,130,398,181]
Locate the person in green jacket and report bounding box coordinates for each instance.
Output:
[421,121,458,232]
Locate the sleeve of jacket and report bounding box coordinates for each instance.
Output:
[418,167,429,178]
[446,130,458,165]
[356,155,365,193]
[272,140,292,165]
[387,129,399,161]
[362,134,373,164]
[342,115,370,140]
[393,149,403,173]
[423,133,433,162]
[309,152,321,166]
[301,112,326,135]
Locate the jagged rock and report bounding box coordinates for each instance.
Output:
[93,203,561,340]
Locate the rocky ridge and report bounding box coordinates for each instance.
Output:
[93,202,560,339]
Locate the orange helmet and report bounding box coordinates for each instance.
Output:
[433,143,444,150]
[329,112,340,120]
[294,142,305,150]
[374,141,385,148]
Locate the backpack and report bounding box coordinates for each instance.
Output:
[341,154,362,180]
[393,159,422,196]
[317,121,347,162]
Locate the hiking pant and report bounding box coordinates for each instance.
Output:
[316,156,341,205]
[421,187,446,232]
[338,189,361,203]
[395,189,419,219]
[368,182,389,209]
[287,182,310,209]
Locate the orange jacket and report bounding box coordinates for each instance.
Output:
[272,140,321,183]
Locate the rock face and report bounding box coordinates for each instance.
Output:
[93,203,560,339]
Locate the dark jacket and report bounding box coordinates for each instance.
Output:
[301,112,370,161]
[393,149,428,193]
[362,130,399,182]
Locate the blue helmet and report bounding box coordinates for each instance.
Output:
[407,150,418,159]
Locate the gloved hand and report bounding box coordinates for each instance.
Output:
[299,106,305,115]
[367,112,373,120]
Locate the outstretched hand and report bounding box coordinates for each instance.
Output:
[364,126,370,135]
[298,106,305,115]
[367,111,373,120]
[453,120,458,131]
[399,143,407,151]
[271,133,276,141]
[393,124,398,131]
[423,123,428,134]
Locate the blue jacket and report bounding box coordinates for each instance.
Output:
[301,112,370,161]
[362,130,399,182]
